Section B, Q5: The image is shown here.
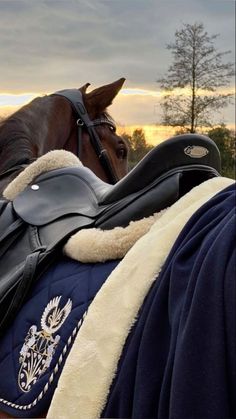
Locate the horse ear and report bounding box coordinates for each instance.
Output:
[79,83,91,94]
[84,78,125,117]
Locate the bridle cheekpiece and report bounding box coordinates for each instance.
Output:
[53,89,119,184]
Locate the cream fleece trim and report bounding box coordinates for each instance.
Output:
[47,177,234,419]
[3,150,82,201]
[64,209,167,263]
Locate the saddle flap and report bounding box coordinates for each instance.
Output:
[13,170,103,226]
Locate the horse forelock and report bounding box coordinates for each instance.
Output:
[101,110,116,125]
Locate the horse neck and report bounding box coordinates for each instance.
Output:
[0,97,52,172]
[0,96,73,174]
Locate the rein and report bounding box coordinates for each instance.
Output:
[53,89,119,184]
[0,163,29,181]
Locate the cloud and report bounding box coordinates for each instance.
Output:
[110,90,235,126]
[0,93,38,106]
[0,0,234,125]
[0,86,235,127]
[0,0,234,92]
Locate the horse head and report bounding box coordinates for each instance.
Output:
[48,78,129,183]
[0,78,129,194]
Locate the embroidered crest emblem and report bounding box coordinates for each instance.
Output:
[18,296,72,392]
[184,145,209,158]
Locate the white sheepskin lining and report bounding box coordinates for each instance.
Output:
[3,149,82,201]
[47,177,234,419]
[64,209,167,262]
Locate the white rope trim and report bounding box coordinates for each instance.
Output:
[0,311,87,411]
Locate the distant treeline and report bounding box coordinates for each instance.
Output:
[121,125,235,179]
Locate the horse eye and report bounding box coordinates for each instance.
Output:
[117,148,127,160]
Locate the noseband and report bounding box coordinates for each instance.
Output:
[53,89,119,184]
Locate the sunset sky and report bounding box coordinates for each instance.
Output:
[0,0,235,145]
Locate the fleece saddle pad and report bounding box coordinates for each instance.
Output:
[0,257,119,418]
[103,184,236,419]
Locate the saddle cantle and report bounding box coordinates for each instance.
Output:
[0,134,220,335]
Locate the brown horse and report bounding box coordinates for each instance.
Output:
[0,78,129,195]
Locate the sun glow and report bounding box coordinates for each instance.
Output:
[0,87,234,146]
[120,86,235,97]
[0,92,40,108]
[121,88,162,97]
[117,124,177,145]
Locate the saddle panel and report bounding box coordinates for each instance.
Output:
[96,173,181,229]
[0,199,17,237]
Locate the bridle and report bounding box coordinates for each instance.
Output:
[0,89,119,185]
[53,89,119,184]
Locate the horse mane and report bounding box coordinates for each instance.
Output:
[0,114,33,168]
[0,96,51,172]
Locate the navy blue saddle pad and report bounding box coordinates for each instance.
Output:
[0,257,119,417]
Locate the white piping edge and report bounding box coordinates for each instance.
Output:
[0,312,87,412]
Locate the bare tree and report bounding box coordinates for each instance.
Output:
[157,23,234,133]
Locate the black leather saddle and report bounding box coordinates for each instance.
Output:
[0,134,220,335]
[13,133,220,231]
